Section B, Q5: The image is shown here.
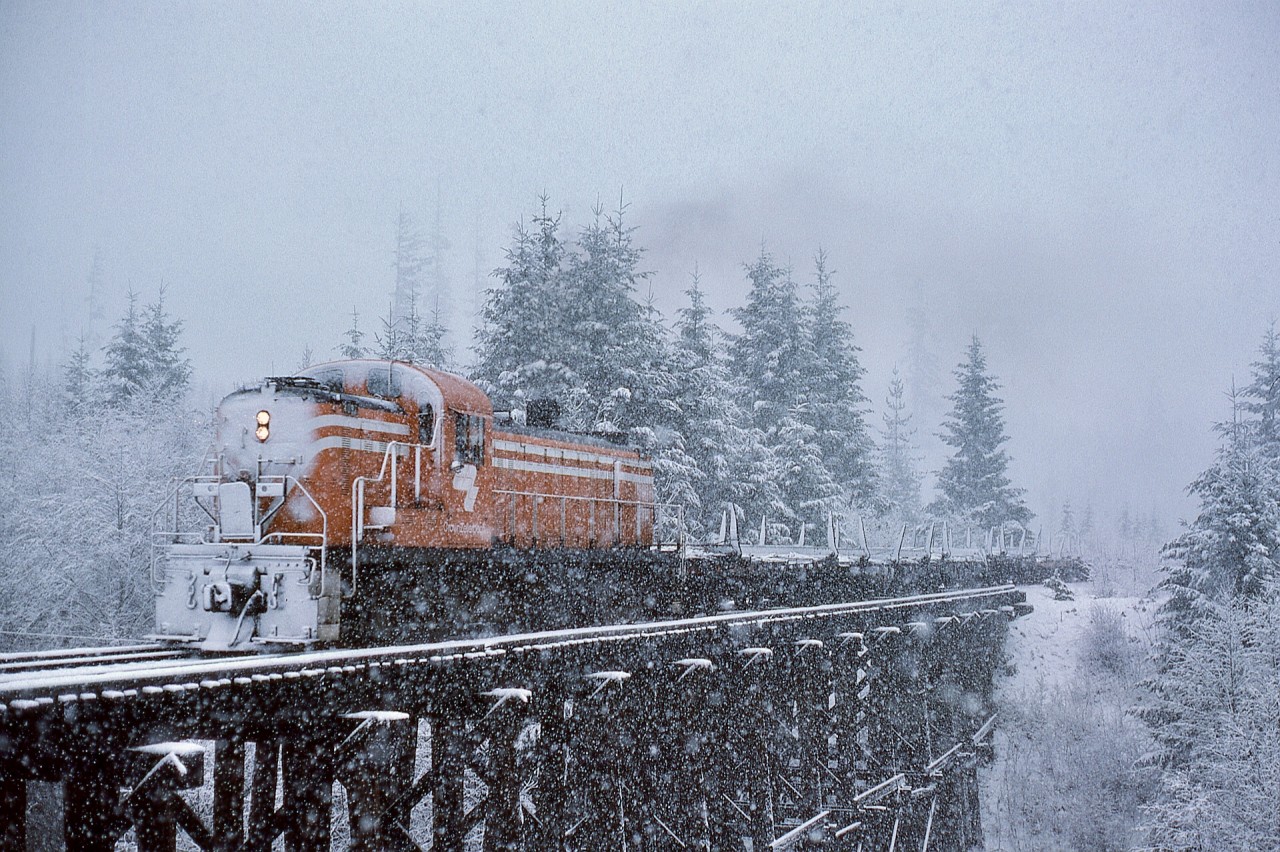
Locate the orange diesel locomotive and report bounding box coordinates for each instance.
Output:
[153,360,670,651]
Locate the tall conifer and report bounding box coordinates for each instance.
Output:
[804,250,876,508]
[879,368,922,522]
[931,336,1030,527]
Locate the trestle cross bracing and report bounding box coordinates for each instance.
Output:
[0,586,1026,850]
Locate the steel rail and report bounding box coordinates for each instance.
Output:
[0,649,187,675]
[0,585,1017,708]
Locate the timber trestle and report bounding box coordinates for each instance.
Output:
[0,586,1027,850]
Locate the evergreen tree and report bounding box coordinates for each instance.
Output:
[62,334,96,413]
[1141,327,1280,846]
[1242,321,1280,456]
[411,297,454,370]
[475,196,670,433]
[803,250,876,508]
[374,301,410,362]
[879,367,922,523]
[391,209,427,334]
[1160,415,1280,622]
[385,292,454,370]
[101,286,186,404]
[930,336,1031,528]
[473,197,570,410]
[559,199,665,431]
[1058,501,1077,556]
[662,271,780,535]
[728,249,808,432]
[1141,587,1280,849]
[727,249,833,530]
[771,414,839,533]
[102,290,147,405]
[339,308,367,359]
[100,287,190,405]
[140,287,191,400]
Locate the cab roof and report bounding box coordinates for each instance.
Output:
[302,359,492,416]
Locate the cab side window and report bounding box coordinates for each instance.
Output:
[454,412,485,465]
[418,405,436,445]
[313,368,345,393]
[367,368,402,399]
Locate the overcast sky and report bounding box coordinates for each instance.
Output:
[3,2,1278,529]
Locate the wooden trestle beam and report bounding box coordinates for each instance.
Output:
[0,586,1023,851]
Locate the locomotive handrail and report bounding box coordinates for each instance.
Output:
[149,470,222,591]
[150,475,328,596]
[351,440,419,596]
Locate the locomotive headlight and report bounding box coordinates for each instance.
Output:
[255,410,270,442]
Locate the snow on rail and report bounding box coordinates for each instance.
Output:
[0,585,1017,707]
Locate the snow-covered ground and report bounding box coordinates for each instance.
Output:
[980,582,1160,851]
[996,582,1157,693]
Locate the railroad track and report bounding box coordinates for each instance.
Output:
[0,644,186,676]
[0,584,1028,851]
[0,584,1022,712]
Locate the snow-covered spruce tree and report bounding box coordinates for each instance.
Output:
[473,198,572,412]
[411,297,454,370]
[101,289,191,406]
[803,250,877,511]
[1140,332,1280,845]
[1158,413,1280,625]
[558,200,669,432]
[374,301,411,363]
[101,290,149,405]
[62,333,97,414]
[659,272,782,537]
[475,196,670,434]
[1243,320,1280,457]
[1141,585,1280,849]
[339,307,367,359]
[728,250,837,535]
[878,367,923,523]
[374,292,455,370]
[140,287,192,400]
[929,336,1031,528]
[391,208,427,334]
[729,249,809,432]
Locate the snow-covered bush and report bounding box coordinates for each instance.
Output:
[1044,571,1074,601]
[1079,604,1135,678]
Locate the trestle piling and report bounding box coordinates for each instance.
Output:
[0,585,1026,850]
